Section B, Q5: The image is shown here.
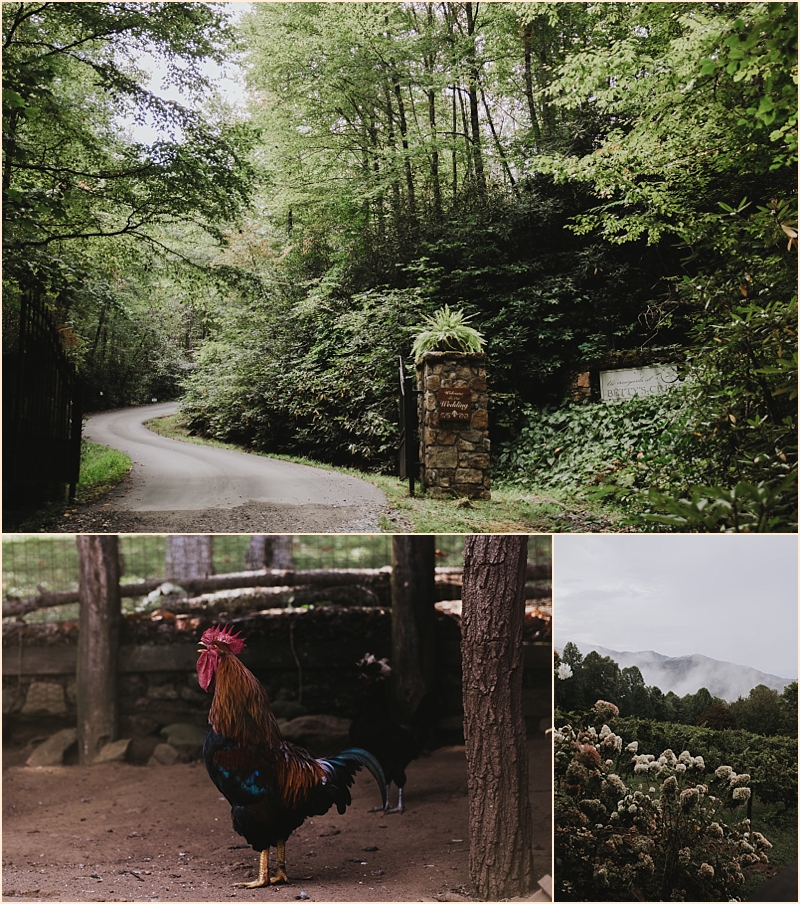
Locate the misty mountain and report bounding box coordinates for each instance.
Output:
[574,643,796,702]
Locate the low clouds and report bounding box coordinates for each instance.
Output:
[554,535,798,680]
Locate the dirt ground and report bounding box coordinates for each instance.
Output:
[2,738,551,903]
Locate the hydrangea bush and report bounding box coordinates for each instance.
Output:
[555,701,773,901]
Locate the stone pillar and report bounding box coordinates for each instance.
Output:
[416,351,490,500]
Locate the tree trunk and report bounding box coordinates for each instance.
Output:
[76,535,121,764]
[480,85,518,195]
[451,84,458,203]
[392,74,417,226]
[166,535,214,582]
[461,535,535,900]
[522,20,542,143]
[382,79,403,235]
[425,5,442,224]
[464,2,487,202]
[391,535,436,717]
[245,536,293,571]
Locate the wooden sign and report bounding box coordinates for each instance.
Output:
[439,386,471,420]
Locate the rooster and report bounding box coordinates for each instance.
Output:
[196,625,387,887]
[348,653,437,814]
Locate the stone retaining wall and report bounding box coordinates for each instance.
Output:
[416,351,490,499]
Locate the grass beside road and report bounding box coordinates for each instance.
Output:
[75,441,131,503]
[146,413,634,533]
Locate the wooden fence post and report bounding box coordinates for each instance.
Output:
[390,535,436,716]
[76,535,121,764]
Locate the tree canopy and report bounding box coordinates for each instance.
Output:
[4,2,796,526]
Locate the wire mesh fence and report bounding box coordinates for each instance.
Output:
[2,534,550,623]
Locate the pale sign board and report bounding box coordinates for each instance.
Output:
[439,386,471,420]
[599,364,680,402]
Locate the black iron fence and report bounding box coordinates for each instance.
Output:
[398,356,419,494]
[3,292,82,502]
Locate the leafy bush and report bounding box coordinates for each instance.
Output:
[497,390,702,496]
[599,715,798,810]
[555,702,774,901]
[181,285,427,467]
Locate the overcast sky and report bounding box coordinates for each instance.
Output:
[123,2,250,145]
[553,535,798,680]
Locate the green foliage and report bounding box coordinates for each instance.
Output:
[605,716,798,809]
[2,2,255,409]
[555,705,775,901]
[498,390,702,499]
[76,441,131,503]
[730,685,786,737]
[181,285,427,466]
[410,304,485,361]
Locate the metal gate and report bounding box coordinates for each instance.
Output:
[3,292,82,501]
[397,355,419,495]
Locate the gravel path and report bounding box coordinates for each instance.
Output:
[55,499,389,534]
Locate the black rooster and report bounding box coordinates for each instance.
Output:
[348,653,437,814]
[197,625,386,886]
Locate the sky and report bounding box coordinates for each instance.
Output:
[553,534,798,680]
[123,2,250,145]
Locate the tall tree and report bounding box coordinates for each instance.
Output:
[461,535,535,900]
[166,535,214,582]
[245,535,293,571]
[2,2,254,407]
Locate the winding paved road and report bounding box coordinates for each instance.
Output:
[80,402,389,533]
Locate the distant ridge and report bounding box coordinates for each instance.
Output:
[572,643,796,701]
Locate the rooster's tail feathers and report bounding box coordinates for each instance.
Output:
[321,747,387,812]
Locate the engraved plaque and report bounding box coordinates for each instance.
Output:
[439,386,471,421]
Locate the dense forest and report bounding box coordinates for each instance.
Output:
[3,2,797,528]
[555,642,798,735]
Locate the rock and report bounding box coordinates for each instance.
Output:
[280,715,351,756]
[160,723,206,748]
[26,728,78,767]
[120,715,160,738]
[127,735,163,765]
[3,686,24,715]
[21,681,68,716]
[93,738,131,764]
[148,743,179,766]
[271,700,307,720]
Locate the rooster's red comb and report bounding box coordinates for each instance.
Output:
[201,624,246,654]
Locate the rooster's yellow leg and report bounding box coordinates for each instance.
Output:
[269,839,289,884]
[235,849,270,888]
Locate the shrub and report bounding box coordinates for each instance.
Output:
[497,390,702,495]
[555,703,773,901]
